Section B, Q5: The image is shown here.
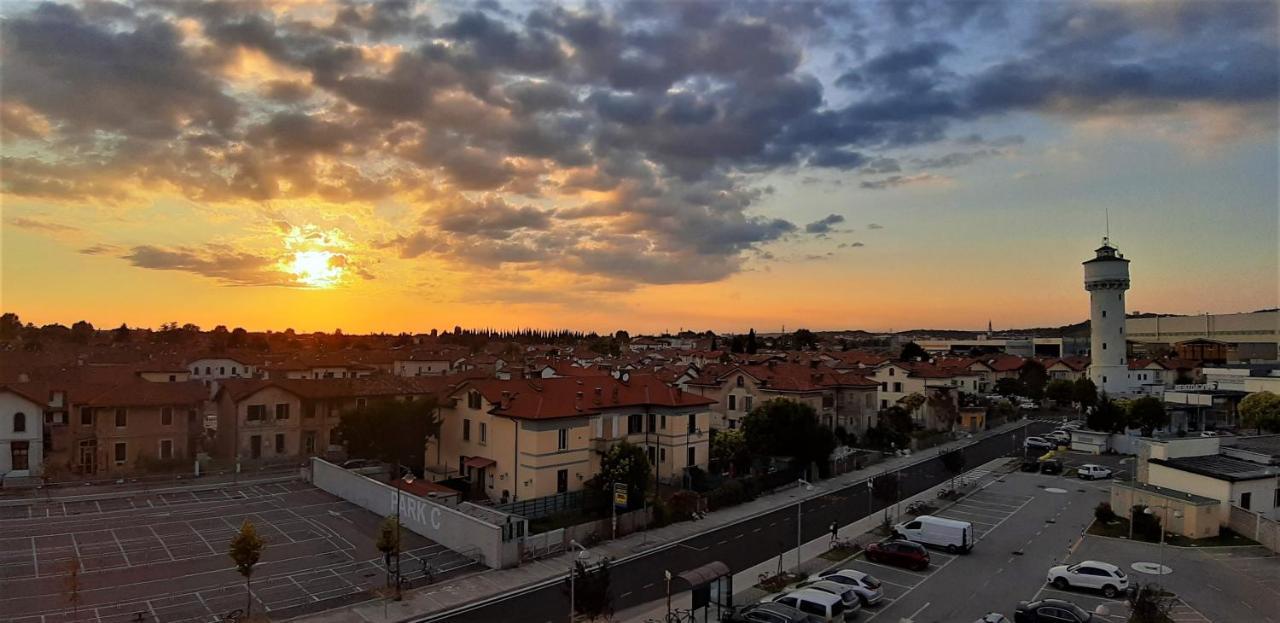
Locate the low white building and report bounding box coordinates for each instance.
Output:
[188,357,258,381]
[0,386,45,479]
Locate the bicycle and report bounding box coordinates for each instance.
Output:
[224,608,244,623]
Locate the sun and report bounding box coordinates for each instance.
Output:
[287,250,345,288]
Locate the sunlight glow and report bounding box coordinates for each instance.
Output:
[287,250,345,288]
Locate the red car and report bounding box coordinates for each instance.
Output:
[864,540,930,571]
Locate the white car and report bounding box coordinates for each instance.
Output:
[1046,430,1072,444]
[1047,561,1129,598]
[1025,436,1055,451]
[813,568,885,606]
[1076,464,1113,480]
[798,579,863,615]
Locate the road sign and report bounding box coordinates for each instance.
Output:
[613,482,628,508]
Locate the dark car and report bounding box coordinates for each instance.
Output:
[864,539,930,571]
[726,602,822,623]
[1014,599,1096,623]
[1039,459,1064,475]
[1020,459,1041,472]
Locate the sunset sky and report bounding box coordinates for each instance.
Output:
[2,0,1277,334]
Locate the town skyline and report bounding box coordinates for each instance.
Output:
[2,1,1276,334]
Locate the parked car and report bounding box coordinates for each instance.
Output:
[728,602,823,623]
[863,539,930,571]
[1024,436,1055,452]
[893,515,974,553]
[1046,561,1129,598]
[1062,421,1084,430]
[1046,430,1071,444]
[770,588,854,622]
[1039,459,1064,475]
[798,580,863,615]
[1199,430,1218,438]
[1014,599,1098,623]
[1076,464,1113,480]
[813,569,885,606]
[1020,459,1041,472]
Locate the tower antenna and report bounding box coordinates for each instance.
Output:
[1105,208,1110,244]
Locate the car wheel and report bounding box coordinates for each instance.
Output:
[1102,585,1118,598]
[914,562,927,571]
[1053,577,1069,590]
[946,544,958,554]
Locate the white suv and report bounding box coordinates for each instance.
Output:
[812,568,885,606]
[1076,464,1113,480]
[1047,561,1129,597]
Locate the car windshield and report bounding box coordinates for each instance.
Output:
[861,576,881,588]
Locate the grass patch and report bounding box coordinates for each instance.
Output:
[820,545,860,561]
[755,571,804,593]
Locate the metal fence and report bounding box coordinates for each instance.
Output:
[493,490,602,519]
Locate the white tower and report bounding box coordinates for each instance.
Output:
[1083,237,1131,394]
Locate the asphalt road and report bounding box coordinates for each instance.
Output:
[419,421,1052,623]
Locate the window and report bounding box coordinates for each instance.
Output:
[647,413,656,432]
[893,382,902,393]
[1102,342,1107,350]
[275,403,290,420]
[688,414,696,434]
[745,396,753,412]
[247,404,266,421]
[822,394,834,408]
[13,412,25,433]
[479,422,487,445]
[881,382,888,391]
[115,408,127,428]
[1102,375,1108,384]
[304,431,317,454]
[159,439,173,460]
[80,407,92,426]
[467,391,482,409]
[219,367,226,375]
[558,428,568,450]
[250,435,262,459]
[881,399,888,409]
[728,395,737,411]
[647,445,656,464]
[205,367,211,375]
[659,448,666,462]
[1241,491,1252,510]
[161,407,173,426]
[1273,488,1279,508]
[889,368,895,377]
[114,442,127,464]
[628,414,643,434]
[736,376,744,387]
[275,433,285,454]
[687,446,696,467]
[232,367,238,374]
[168,375,176,382]
[1102,310,1106,318]
[728,419,737,429]
[356,397,366,411]
[557,469,569,493]
[463,419,471,441]
[660,415,667,429]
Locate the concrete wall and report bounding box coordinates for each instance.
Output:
[1227,505,1279,553]
[310,458,520,568]
[1147,463,1233,520]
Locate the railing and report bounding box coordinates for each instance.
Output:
[493,490,598,519]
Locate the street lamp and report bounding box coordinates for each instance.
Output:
[795,479,817,571]
[396,467,415,600]
[568,539,591,623]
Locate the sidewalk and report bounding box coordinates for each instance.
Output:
[294,418,1035,623]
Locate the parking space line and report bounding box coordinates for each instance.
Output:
[849,559,927,581]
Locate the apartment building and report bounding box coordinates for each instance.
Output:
[428,373,714,503]
[685,361,879,435]
[0,385,46,478]
[69,381,208,476]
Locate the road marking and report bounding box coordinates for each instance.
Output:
[905,601,931,621]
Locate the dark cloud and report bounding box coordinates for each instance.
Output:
[913,149,1000,169]
[79,243,123,255]
[428,196,554,239]
[121,244,288,286]
[860,173,945,190]
[5,216,81,233]
[805,214,846,234]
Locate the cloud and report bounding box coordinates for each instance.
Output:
[860,173,950,190]
[839,242,865,248]
[912,149,1001,169]
[121,244,290,286]
[867,223,884,230]
[79,243,123,255]
[805,214,846,234]
[5,216,80,233]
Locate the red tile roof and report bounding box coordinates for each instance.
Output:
[217,373,472,403]
[84,380,208,407]
[455,374,714,420]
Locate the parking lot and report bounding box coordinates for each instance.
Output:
[801,453,1279,623]
[0,480,480,623]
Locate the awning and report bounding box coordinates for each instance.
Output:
[463,456,496,469]
[677,561,730,587]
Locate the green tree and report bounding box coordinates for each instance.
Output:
[743,399,837,477]
[899,342,928,361]
[1127,396,1169,436]
[112,323,131,343]
[375,516,401,588]
[899,392,926,418]
[1239,391,1280,434]
[336,397,441,475]
[1087,394,1126,433]
[1073,377,1098,412]
[746,329,758,354]
[941,449,966,489]
[710,428,751,476]
[70,320,94,344]
[563,557,614,621]
[792,328,818,350]
[588,442,650,511]
[1127,583,1174,623]
[994,377,1027,398]
[228,520,265,616]
[0,312,21,340]
[1045,379,1075,406]
[1017,360,1048,400]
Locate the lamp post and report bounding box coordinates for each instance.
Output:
[1144,502,1179,575]
[796,479,816,570]
[568,539,590,623]
[395,466,414,600]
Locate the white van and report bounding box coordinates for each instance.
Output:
[893,515,974,553]
[771,587,854,622]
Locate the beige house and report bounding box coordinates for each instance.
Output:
[73,381,208,475]
[428,374,715,503]
[685,362,878,434]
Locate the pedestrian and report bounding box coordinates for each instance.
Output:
[829,521,839,546]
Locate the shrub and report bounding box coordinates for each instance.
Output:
[1095,502,1116,523]
[1130,505,1162,542]
[707,479,756,510]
